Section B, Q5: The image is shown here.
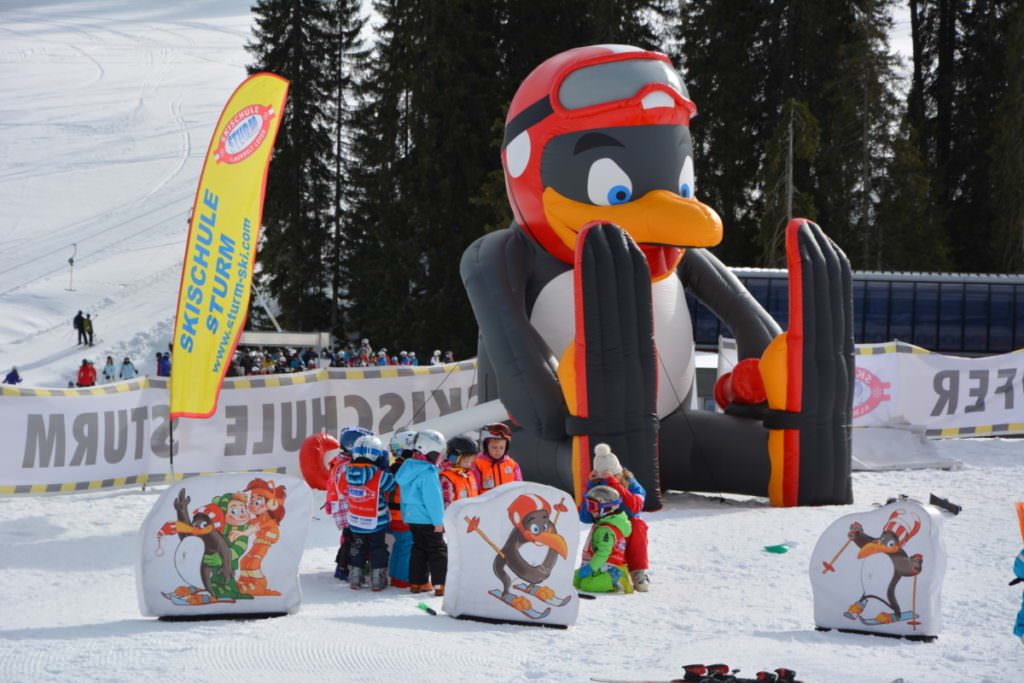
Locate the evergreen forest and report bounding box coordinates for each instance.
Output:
[245,0,1024,359]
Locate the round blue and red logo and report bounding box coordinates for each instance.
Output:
[214,104,276,164]
[853,367,891,418]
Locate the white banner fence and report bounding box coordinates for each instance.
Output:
[1,362,478,494]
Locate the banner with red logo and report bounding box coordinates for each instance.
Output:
[718,338,1024,437]
[170,73,289,419]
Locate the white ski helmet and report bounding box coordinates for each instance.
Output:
[352,434,387,466]
[390,429,417,455]
[413,429,446,464]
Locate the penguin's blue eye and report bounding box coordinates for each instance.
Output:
[678,155,695,199]
[587,158,633,206]
[529,523,541,535]
[607,185,632,205]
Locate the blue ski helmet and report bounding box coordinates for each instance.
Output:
[339,426,372,455]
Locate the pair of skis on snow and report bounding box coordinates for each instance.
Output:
[593,663,803,683]
[489,582,574,619]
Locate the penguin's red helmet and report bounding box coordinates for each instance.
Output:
[502,45,721,277]
[507,493,551,531]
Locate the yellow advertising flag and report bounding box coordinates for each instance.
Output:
[170,73,289,419]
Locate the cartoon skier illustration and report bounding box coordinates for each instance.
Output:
[842,508,924,625]
[237,478,288,596]
[158,488,252,605]
[466,493,569,619]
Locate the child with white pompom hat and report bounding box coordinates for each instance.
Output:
[579,442,651,592]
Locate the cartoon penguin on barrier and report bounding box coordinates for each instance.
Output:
[461,44,854,509]
[844,508,924,625]
[493,494,569,599]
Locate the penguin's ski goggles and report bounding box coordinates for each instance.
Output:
[557,57,686,110]
[504,55,695,148]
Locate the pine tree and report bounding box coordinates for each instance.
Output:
[343,0,678,357]
[246,0,340,330]
[987,2,1024,271]
[323,0,369,334]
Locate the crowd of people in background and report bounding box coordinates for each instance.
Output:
[13,322,456,387]
[224,338,458,378]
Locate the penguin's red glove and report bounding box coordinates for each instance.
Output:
[713,358,767,409]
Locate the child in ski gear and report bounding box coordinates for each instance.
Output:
[102,356,116,383]
[1012,545,1024,640]
[441,434,480,506]
[386,429,417,587]
[395,429,448,596]
[118,357,137,379]
[76,359,96,387]
[344,435,397,591]
[575,484,632,593]
[328,426,371,581]
[580,443,650,591]
[470,423,522,493]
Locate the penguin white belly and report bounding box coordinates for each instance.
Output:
[529,270,695,419]
[859,553,893,603]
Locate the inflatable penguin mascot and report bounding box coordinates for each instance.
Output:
[461,45,853,509]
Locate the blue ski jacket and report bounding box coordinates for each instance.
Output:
[395,457,445,527]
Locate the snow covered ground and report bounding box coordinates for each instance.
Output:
[1,438,1022,682]
[0,0,252,387]
[2,3,1022,682]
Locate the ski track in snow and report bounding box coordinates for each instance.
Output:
[0,0,248,385]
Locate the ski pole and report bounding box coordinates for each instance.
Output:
[552,497,568,525]
[821,538,852,573]
[465,516,505,558]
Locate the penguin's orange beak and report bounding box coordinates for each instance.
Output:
[857,541,898,558]
[526,528,569,559]
[175,521,213,536]
[542,187,723,279]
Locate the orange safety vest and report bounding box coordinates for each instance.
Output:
[582,521,627,567]
[473,455,519,491]
[387,485,407,532]
[346,469,385,531]
[440,468,479,502]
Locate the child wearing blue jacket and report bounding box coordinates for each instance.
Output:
[395,429,448,597]
[344,435,396,591]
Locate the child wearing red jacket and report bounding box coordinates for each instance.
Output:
[579,443,650,591]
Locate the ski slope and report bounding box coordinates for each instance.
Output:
[0,0,252,387]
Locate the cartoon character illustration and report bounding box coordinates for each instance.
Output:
[220,492,253,571]
[842,508,924,625]
[237,478,288,596]
[465,493,569,619]
[157,488,252,604]
[461,44,853,510]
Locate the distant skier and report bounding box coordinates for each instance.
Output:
[73,310,86,345]
[3,367,22,385]
[83,313,94,346]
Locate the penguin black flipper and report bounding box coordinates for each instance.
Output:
[461,227,569,440]
[564,223,659,509]
[680,247,780,360]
